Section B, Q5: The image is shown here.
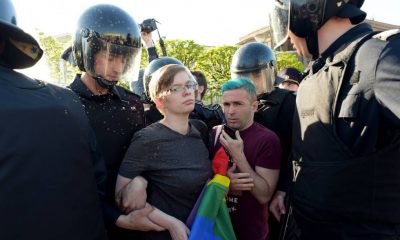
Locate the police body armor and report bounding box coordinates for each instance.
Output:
[0,67,105,239]
[292,30,400,223]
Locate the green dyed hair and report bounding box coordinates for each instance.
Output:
[221,77,257,100]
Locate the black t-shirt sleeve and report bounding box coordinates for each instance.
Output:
[147,47,159,63]
[119,131,149,178]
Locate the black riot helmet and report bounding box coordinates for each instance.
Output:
[142,57,183,103]
[72,4,141,89]
[0,0,43,69]
[269,0,366,58]
[231,42,276,95]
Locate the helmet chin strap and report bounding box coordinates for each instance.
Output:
[94,76,117,90]
[305,31,320,60]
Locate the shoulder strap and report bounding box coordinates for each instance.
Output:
[373,29,400,41]
[190,119,210,149]
[214,125,223,147]
[330,31,379,66]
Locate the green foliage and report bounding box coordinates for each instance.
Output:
[140,39,204,71]
[38,32,64,82]
[140,46,149,68]
[117,80,130,90]
[275,51,305,72]
[160,39,204,69]
[194,45,239,103]
[37,32,76,85]
[37,32,305,97]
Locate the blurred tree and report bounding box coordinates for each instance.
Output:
[37,34,305,95]
[38,32,65,83]
[275,51,305,72]
[37,32,78,86]
[194,45,239,103]
[158,39,204,69]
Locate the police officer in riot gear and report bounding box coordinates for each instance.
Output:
[190,70,225,131]
[231,41,297,239]
[130,31,159,92]
[72,4,142,91]
[0,0,106,238]
[65,4,161,239]
[231,42,277,96]
[270,0,400,239]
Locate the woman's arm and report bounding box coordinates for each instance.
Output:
[115,175,147,213]
[148,208,190,240]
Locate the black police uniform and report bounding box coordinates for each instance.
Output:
[69,74,144,239]
[0,66,106,239]
[254,88,297,240]
[190,100,225,130]
[255,88,296,193]
[145,103,164,125]
[292,23,400,239]
[147,46,159,63]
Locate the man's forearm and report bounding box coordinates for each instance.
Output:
[234,153,272,204]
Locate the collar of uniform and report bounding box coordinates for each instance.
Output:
[258,89,286,105]
[321,23,373,61]
[310,23,372,74]
[195,99,204,105]
[69,74,125,100]
[0,65,46,89]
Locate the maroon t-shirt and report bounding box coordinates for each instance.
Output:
[212,122,281,240]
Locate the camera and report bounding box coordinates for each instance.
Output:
[139,18,158,33]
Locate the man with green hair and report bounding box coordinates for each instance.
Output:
[211,77,281,240]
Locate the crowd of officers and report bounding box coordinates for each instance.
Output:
[1,0,400,239]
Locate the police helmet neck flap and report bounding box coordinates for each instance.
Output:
[0,0,43,69]
[270,0,366,59]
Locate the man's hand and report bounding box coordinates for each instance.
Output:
[219,129,244,163]
[116,203,165,231]
[116,176,147,213]
[269,190,287,221]
[227,164,254,191]
[141,32,154,48]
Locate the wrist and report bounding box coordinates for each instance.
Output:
[144,42,155,48]
[115,214,129,229]
[166,216,179,230]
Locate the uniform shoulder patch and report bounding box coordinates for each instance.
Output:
[373,29,400,41]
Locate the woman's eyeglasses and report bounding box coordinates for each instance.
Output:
[166,81,198,95]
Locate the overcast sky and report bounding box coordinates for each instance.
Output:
[12,0,400,82]
[12,0,400,46]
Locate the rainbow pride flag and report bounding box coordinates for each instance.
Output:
[188,174,236,240]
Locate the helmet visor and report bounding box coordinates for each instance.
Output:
[82,37,141,84]
[269,0,290,50]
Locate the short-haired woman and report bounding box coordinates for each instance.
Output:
[116,64,212,240]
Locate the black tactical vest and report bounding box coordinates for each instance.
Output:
[292,31,400,223]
